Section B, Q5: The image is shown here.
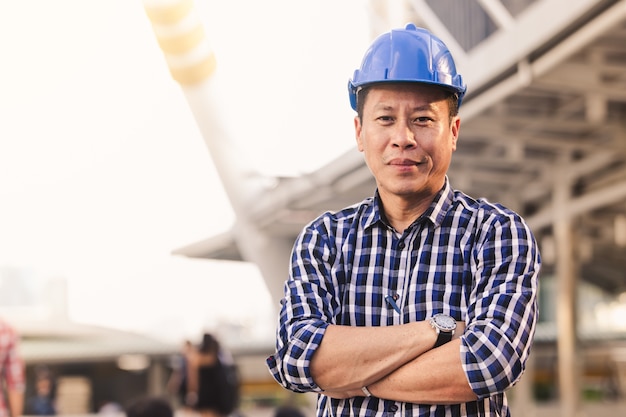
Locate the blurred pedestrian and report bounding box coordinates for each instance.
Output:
[0,318,25,417]
[185,333,239,417]
[274,404,305,417]
[125,396,172,417]
[25,365,56,415]
[167,340,192,408]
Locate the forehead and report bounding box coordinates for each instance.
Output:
[362,83,451,109]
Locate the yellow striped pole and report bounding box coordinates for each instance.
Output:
[143,0,216,85]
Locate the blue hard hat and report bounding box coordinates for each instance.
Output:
[348,23,467,111]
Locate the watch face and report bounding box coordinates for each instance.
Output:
[433,314,456,332]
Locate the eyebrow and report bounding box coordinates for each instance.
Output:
[372,103,436,112]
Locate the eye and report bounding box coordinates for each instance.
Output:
[414,116,433,124]
[376,115,394,124]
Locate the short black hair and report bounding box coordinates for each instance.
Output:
[275,405,306,417]
[125,397,173,417]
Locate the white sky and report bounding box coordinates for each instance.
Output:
[0,0,369,344]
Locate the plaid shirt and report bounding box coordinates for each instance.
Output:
[0,319,25,417]
[267,179,540,417]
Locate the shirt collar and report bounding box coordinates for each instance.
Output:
[423,177,454,228]
[365,177,454,231]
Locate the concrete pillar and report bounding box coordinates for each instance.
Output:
[553,161,581,417]
[510,353,536,417]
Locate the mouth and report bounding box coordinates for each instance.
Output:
[388,158,424,166]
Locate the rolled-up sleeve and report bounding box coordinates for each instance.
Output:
[460,211,540,398]
[266,219,339,393]
[266,315,328,392]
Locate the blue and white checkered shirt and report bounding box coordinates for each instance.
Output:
[267,179,540,417]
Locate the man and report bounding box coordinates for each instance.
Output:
[0,318,25,417]
[266,23,540,417]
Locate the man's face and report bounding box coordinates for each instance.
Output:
[354,83,460,203]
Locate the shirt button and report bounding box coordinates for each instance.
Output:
[389,404,399,412]
[398,242,405,249]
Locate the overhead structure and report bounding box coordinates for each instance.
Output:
[164,0,626,305]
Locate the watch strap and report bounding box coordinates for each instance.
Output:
[433,329,453,348]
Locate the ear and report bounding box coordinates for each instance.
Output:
[450,116,461,151]
[354,116,364,152]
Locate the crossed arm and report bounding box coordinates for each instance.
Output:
[273,211,540,403]
[310,320,477,404]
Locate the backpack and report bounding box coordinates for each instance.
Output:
[215,353,240,415]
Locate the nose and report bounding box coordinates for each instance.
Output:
[392,123,417,149]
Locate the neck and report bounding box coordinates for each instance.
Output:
[379,192,435,233]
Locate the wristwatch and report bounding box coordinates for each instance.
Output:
[429,313,456,348]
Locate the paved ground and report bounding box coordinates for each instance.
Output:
[517,401,626,417]
[26,400,626,417]
[240,401,626,417]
